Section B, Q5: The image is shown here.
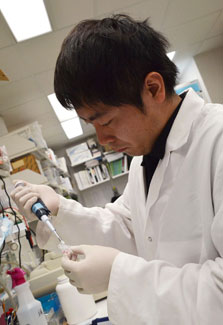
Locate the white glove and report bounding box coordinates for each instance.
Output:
[61,245,120,294]
[10,180,60,221]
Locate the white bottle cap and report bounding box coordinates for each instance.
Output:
[57,274,69,284]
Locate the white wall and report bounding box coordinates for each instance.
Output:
[194,46,223,104]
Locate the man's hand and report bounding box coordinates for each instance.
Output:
[10,180,60,221]
[61,245,120,294]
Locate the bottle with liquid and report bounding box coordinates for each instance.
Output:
[56,274,97,324]
[7,268,47,325]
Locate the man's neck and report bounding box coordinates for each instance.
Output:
[164,94,182,120]
[153,93,182,140]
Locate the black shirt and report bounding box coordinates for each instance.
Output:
[141,92,186,195]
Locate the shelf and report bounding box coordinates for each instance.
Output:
[0,133,69,178]
[0,134,37,159]
[10,169,48,185]
[47,182,74,194]
[78,178,110,191]
[111,171,129,179]
[71,156,102,167]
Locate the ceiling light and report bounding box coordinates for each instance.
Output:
[47,93,77,122]
[0,0,52,42]
[48,93,83,139]
[167,51,176,61]
[61,118,83,139]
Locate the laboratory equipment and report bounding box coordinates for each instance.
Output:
[29,251,64,297]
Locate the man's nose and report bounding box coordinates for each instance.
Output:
[94,124,116,146]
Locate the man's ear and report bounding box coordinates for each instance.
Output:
[144,72,166,103]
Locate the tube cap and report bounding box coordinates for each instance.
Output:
[7,268,26,288]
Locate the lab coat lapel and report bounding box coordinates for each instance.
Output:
[137,159,148,230]
[145,150,171,217]
[145,88,205,218]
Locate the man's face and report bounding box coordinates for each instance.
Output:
[78,92,160,156]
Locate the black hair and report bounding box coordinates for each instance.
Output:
[54,14,178,110]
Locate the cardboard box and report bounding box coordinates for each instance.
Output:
[10,154,41,175]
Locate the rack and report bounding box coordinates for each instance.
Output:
[32,149,69,177]
[111,171,129,179]
[76,178,110,191]
[0,122,73,197]
[70,149,130,193]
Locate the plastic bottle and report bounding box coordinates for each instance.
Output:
[56,274,97,324]
[7,268,47,325]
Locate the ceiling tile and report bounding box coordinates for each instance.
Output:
[2,97,53,128]
[0,77,42,111]
[162,0,223,29]
[207,9,223,38]
[198,34,223,53]
[6,110,60,140]
[34,69,55,96]
[1,0,223,150]
[45,0,94,30]
[94,0,141,16]
[174,42,203,62]
[165,12,219,51]
[111,0,169,30]
[0,45,30,82]
[0,12,16,48]
[16,27,71,75]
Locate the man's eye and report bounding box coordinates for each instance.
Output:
[83,119,91,125]
[102,120,112,127]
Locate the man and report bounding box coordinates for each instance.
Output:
[11,15,223,324]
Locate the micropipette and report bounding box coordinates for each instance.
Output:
[15,181,65,244]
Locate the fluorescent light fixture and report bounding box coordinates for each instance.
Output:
[48,93,77,122]
[0,0,52,42]
[61,118,83,139]
[48,93,83,139]
[167,51,176,61]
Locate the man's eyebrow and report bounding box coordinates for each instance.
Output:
[80,112,106,122]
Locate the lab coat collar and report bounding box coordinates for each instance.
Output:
[166,88,205,153]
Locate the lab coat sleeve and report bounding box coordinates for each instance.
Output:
[107,153,223,325]
[36,182,137,255]
[108,253,223,325]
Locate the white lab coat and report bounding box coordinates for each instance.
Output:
[37,88,223,324]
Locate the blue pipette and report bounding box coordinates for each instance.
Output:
[15,181,64,244]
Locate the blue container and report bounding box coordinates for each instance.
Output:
[37,292,61,313]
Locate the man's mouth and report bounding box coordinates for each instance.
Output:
[115,147,128,153]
